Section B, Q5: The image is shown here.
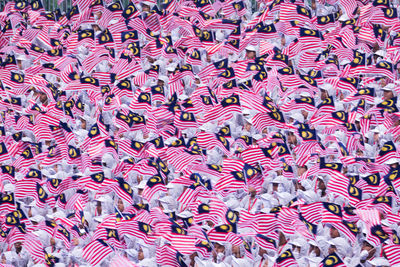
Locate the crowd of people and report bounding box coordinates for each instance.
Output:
[0,0,399,266]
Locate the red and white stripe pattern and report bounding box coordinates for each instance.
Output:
[83,239,114,266]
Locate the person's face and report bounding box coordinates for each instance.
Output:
[278,231,286,246]
[39,92,48,103]
[272,183,279,192]
[138,248,144,260]
[292,245,300,252]
[1,254,6,264]
[232,245,241,257]
[259,248,267,257]
[147,56,155,63]
[96,201,102,214]
[318,179,326,191]
[94,11,102,20]
[189,252,197,264]
[383,90,394,100]
[288,134,297,145]
[328,245,336,255]
[81,118,87,129]
[206,53,211,63]
[390,163,399,169]
[244,122,252,131]
[249,187,256,198]
[373,132,380,142]
[281,36,286,46]
[294,181,305,191]
[330,227,340,238]
[321,89,328,100]
[313,246,321,256]
[157,80,164,87]
[355,120,361,131]
[246,50,256,59]
[50,238,56,246]
[117,199,124,212]
[142,4,150,12]
[297,166,307,176]
[362,241,376,260]
[301,110,308,119]
[15,242,22,250]
[215,244,225,253]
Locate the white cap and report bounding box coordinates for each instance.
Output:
[136,180,147,189]
[158,75,168,84]
[142,1,154,7]
[242,109,251,116]
[300,91,311,97]
[340,59,351,65]
[367,258,390,266]
[384,158,398,165]
[215,30,225,42]
[289,237,306,247]
[199,122,216,132]
[159,195,174,204]
[245,117,253,125]
[327,237,348,247]
[272,176,284,184]
[338,14,349,21]
[320,83,333,91]
[30,215,45,223]
[166,65,176,72]
[245,45,256,52]
[22,136,32,142]
[302,190,318,202]
[47,211,66,219]
[275,192,292,205]
[96,195,113,203]
[290,113,304,123]
[383,83,395,91]
[253,134,263,140]
[226,198,240,211]
[375,50,386,57]
[16,54,27,61]
[125,249,138,259]
[166,182,176,189]
[4,183,15,192]
[94,215,106,223]
[372,127,380,133]
[177,210,193,218]
[178,94,189,101]
[28,200,37,207]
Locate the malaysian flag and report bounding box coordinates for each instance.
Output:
[83,239,114,266]
[320,252,346,267]
[142,175,167,201]
[276,249,298,267]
